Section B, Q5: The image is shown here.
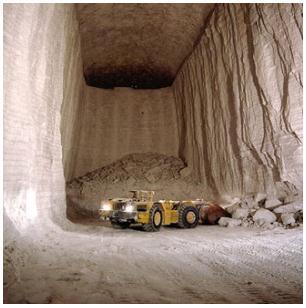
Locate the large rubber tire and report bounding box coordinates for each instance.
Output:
[177,205,199,229]
[111,221,130,229]
[143,204,163,232]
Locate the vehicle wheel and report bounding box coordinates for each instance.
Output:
[177,205,199,228]
[143,205,163,232]
[111,221,130,229]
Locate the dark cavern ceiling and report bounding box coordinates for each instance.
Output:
[76,3,215,88]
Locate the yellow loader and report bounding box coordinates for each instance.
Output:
[99,190,203,232]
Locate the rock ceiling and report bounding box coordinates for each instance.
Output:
[76,3,215,88]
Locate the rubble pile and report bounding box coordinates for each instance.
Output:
[66,152,302,230]
[66,153,208,216]
[219,189,303,230]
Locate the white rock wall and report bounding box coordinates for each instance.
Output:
[4,3,303,226]
[72,86,179,178]
[4,4,83,228]
[172,3,303,198]
[60,9,85,182]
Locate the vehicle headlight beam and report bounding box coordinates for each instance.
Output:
[125,204,135,212]
[101,202,112,211]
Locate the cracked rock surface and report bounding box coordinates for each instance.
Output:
[173,3,303,198]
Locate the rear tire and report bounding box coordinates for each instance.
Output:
[177,205,199,228]
[143,204,163,232]
[111,221,130,229]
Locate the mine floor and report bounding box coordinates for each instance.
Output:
[6,220,303,304]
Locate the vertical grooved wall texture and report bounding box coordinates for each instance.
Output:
[71,86,179,179]
[4,4,83,228]
[173,3,303,198]
[60,8,85,181]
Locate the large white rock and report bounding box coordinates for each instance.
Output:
[275,181,300,200]
[253,209,277,224]
[243,196,257,209]
[254,193,267,204]
[232,208,249,220]
[273,202,303,214]
[281,213,295,226]
[283,195,298,204]
[224,203,241,215]
[218,217,241,227]
[179,167,192,178]
[264,199,282,210]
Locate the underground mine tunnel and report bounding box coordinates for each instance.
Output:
[4,3,303,304]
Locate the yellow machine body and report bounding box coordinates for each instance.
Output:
[99,190,201,231]
[137,200,180,225]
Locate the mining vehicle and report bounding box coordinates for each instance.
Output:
[99,190,203,232]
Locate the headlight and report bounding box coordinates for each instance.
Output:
[101,202,112,211]
[125,204,135,212]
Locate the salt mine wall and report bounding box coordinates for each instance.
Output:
[4,4,83,229]
[173,3,303,198]
[60,10,85,183]
[70,86,179,179]
[4,3,303,229]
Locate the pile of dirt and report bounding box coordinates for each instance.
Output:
[66,153,210,216]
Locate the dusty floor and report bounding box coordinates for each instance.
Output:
[5,219,303,304]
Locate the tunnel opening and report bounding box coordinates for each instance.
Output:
[84,65,174,89]
[62,3,217,222]
[62,3,303,223]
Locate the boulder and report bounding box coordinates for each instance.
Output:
[254,193,267,205]
[198,203,230,225]
[179,166,192,178]
[273,202,302,214]
[253,208,277,224]
[218,217,241,227]
[281,213,295,226]
[283,195,298,204]
[145,166,162,183]
[125,176,136,186]
[228,219,242,227]
[242,196,257,209]
[264,198,282,210]
[254,219,266,227]
[240,200,248,209]
[224,202,241,215]
[231,197,241,204]
[275,181,299,202]
[232,208,249,220]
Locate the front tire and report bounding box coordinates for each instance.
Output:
[177,205,199,228]
[143,204,163,232]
